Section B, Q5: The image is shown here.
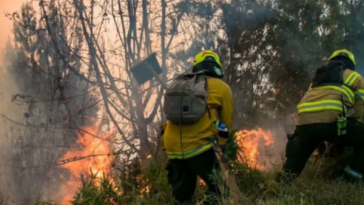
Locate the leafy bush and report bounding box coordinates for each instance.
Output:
[63,155,364,205]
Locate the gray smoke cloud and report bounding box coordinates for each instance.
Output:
[0,2,100,204]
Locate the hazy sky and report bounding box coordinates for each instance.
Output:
[0,0,27,51]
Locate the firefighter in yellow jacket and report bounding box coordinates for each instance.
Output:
[276,49,364,183]
[163,50,233,205]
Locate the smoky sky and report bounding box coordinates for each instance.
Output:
[0,0,29,51]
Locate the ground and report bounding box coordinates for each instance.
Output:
[49,155,364,205]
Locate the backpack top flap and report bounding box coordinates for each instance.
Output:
[311,61,345,88]
[164,73,209,125]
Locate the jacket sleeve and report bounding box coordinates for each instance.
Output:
[351,73,364,121]
[352,74,364,101]
[218,84,233,145]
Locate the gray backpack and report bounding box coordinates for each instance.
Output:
[164,72,210,125]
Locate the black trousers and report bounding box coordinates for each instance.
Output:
[166,148,221,205]
[279,118,364,182]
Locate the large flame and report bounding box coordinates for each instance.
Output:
[235,128,275,170]
[59,125,114,204]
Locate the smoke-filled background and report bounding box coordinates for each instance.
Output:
[0,0,363,204]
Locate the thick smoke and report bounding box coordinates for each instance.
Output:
[0,54,26,203]
[0,2,99,204]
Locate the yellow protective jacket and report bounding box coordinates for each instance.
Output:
[297,69,364,125]
[162,78,233,159]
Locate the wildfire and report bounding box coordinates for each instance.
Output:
[199,128,275,186]
[235,128,275,170]
[59,125,115,205]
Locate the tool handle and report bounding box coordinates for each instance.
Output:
[210,137,243,204]
[146,63,168,89]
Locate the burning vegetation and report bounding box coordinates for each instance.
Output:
[235,129,275,171]
[57,125,276,203]
[58,125,116,204]
[200,128,276,186]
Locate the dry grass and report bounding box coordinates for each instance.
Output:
[20,156,364,205]
[3,134,364,205]
[4,156,364,205]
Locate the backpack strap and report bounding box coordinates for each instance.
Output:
[195,72,211,120]
[312,61,346,89]
[203,75,212,120]
[328,60,345,85]
[331,60,357,92]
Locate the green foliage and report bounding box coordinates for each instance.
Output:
[118,157,143,198]
[9,157,364,205]
[224,130,240,161]
[70,158,173,205]
[30,159,364,205]
[71,171,120,205]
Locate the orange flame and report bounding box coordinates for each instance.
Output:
[235,128,275,170]
[274,89,280,95]
[59,125,115,205]
[198,128,274,186]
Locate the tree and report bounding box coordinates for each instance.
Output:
[37,0,193,159]
[0,2,99,203]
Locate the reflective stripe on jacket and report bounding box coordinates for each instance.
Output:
[355,89,364,101]
[298,85,354,115]
[345,72,361,86]
[297,69,364,125]
[297,99,347,114]
[313,85,355,104]
[166,143,213,159]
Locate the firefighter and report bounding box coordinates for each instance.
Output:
[276,49,364,183]
[162,50,233,205]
